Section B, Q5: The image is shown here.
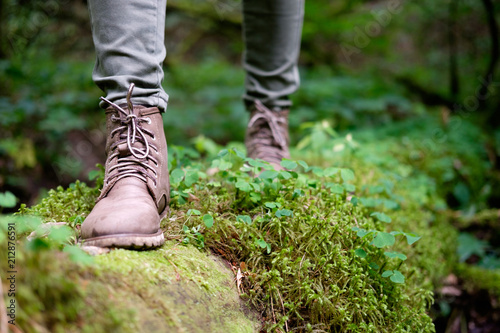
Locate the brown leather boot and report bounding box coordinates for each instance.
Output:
[81,84,169,249]
[245,100,290,170]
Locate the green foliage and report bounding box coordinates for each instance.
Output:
[164,145,437,331]
[0,191,17,208]
[457,232,500,269]
[15,109,496,331]
[19,180,99,223]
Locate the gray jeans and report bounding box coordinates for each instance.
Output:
[88,0,304,112]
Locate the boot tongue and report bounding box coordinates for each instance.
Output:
[115,106,148,158]
[108,176,152,199]
[117,140,147,157]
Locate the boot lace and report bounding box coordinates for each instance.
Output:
[101,83,159,187]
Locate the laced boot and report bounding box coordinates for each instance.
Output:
[81,84,169,249]
[245,100,290,170]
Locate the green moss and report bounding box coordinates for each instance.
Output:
[0,216,129,333]
[92,242,260,332]
[18,181,99,223]
[456,263,500,297]
[0,217,259,333]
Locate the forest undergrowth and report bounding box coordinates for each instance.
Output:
[2,112,499,332]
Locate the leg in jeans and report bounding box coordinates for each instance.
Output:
[81,0,169,249]
[243,0,304,168]
[242,0,304,109]
[88,0,169,111]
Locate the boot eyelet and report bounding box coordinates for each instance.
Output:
[144,117,152,124]
[152,136,156,141]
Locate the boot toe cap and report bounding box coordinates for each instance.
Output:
[81,198,161,239]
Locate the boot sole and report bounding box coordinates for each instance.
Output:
[81,229,165,249]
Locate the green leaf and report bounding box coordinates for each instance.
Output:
[384,251,407,260]
[340,169,355,182]
[381,270,393,278]
[280,159,298,170]
[372,232,396,248]
[187,209,201,216]
[184,170,199,187]
[257,239,268,249]
[259,170,279,179]
[405,233,421,245]
[297,160,309,171]
[250,192,261,202]
[311,167,324,177]
[457,233,487,262]
[27,238,50,251]
[88,170,101,181]
[343,184,356,192]
[246,158,269,168]
[390,270,405,284]
[170,168,185,184]
[275,209,293,217]
[235,180,252,192]
[326,183,344,194]
[264,202,281,209]
[250,182,261,191]
[279,171,292,180]
[203,214,214,228]
[0,191,16,208]
[232,148,246,159]
[355,228,371,238]
[382,199,399,210]
[218,160,233,171]
[217,149,229,157]
[354,248,367,258]
[369,185,385,194]
[63,245,94,265]
[370,212,392,223]
[324,167,340,177]
[237,215,252,225]
[359,197,378,207]
[46,225,74,244]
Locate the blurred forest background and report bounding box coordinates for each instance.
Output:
[0,0,500,207]
[1,0,500,330]
[1,0,500,207]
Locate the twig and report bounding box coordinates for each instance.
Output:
[277,290,288,332]
[270,288,276,325]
